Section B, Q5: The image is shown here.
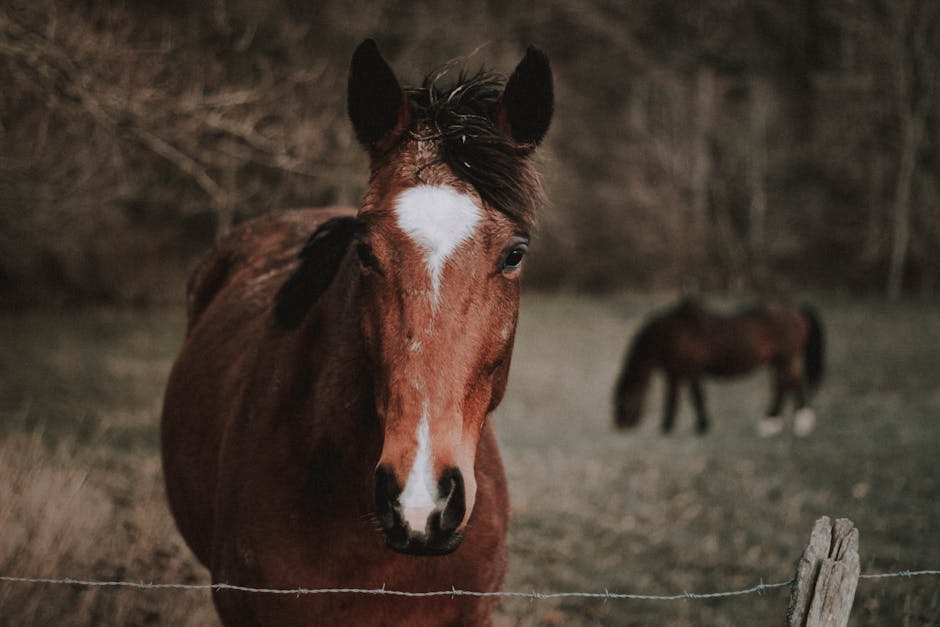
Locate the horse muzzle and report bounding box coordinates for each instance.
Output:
[373,465,467,555]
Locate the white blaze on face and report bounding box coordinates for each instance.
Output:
[399,401,436,532]
[394,185,482,306]
[392,185,480,532]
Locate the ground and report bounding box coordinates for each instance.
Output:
[0,295,938,626]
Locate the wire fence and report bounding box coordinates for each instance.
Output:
[1,569,937,602]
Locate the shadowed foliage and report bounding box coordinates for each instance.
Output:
[2,1,938,306]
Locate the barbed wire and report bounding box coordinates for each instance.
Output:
[1,569,937,601]
[859,570,940,580]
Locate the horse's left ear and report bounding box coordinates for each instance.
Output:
[348,39,412,152]
[495,46,554,150]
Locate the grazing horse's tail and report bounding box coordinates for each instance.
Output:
[613,326,655,429]
[801,305,824,394]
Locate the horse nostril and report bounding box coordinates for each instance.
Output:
[373,464,401,523]
[437,467,466,533]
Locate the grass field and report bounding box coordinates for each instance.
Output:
[1,295,938,626]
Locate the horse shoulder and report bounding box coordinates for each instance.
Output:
[164,206,356,566]
[185,207,357,331]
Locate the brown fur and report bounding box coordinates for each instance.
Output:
[162,207,510,625]
[162,41,552,626]
[613,299,824,433]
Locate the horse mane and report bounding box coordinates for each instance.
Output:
[405,69,542,229]
[274,216,362,329]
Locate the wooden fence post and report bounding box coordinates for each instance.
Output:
[786,516,860,627]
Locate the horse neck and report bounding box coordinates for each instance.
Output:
[613,328,653,406]
[621,328,656,390]
[284,260,382,484]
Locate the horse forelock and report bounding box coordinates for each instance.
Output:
[366,69,542,231]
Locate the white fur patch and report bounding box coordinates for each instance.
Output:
[758,416,784,438]
[399,402,436,532]
[794,407,816,437]
[394,185,482,305]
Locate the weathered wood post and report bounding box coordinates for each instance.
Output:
[786,516,860,627]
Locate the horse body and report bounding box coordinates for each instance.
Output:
[653,302,807,377]
[162,41,552,626]
[613,299,823,435]
[163,208,509,624]
[162,208,350,566]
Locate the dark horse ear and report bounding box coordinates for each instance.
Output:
[275,217,361,329]
[348,39,411,151]
[495,46,554,150]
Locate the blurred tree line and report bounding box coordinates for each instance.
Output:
[1,0,938,307]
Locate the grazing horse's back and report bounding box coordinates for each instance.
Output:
[162,208,353,566]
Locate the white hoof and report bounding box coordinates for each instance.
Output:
[758,416,784,438]
[794,408,816,437]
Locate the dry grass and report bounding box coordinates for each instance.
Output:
[0,310,216,626]
[1,297,939,625]
[0,434,216,626]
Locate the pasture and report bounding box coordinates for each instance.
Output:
[1,295,938,625]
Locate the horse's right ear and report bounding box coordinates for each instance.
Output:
[348,39,411,152]
[494,46,554,151]
[275,217,361,329]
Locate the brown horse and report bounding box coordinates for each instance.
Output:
[161,40,552,626]
[613,298,824,437]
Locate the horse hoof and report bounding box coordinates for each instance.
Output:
[794,408,816,437]
[758,416,784,438]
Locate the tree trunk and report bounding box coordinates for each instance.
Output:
[886,20,924,300]
[690,67,716,244]
[747,77,771,266]
[862,155,887,262]
[689,66,716,280]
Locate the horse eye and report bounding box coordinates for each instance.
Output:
[356,242,379,270]
[500,245,527,273]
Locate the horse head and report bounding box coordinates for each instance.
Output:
[345,41,552,555]
[615,389,645,430]
[613,327,655,430]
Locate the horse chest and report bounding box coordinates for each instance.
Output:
[213,476,506,627]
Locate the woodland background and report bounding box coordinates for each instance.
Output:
[2,3,939,625]
[1,0,939,307]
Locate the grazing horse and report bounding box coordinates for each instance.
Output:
[612,298,824,437]
[161,40,552,626]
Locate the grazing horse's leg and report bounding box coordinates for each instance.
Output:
[791,358,816,437]
[766,369,785,416]
[662,377,679,434]
[690,379,709,435]
[758,364,786,438]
